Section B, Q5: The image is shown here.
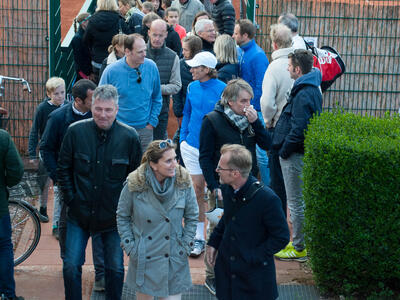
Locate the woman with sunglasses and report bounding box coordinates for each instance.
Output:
[117,139,198,300]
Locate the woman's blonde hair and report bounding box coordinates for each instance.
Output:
[96,0,119,12]
[141,140,176,164]
[45,77,65,94]
[73,13,90,33]
[214,34,238,64]
[108,33,128,53]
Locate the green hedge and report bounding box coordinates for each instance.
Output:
[303,111,400,299]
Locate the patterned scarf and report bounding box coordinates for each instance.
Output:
[223,105,249,132]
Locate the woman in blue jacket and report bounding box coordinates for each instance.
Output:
[180,51,226,257]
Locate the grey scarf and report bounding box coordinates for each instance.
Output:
[224,105,249,132]
[145,164,175,203]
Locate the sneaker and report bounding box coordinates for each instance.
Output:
[52,227,59,240]
[274,247,308,262]
[38,207,49,223]
[204,277,216,295]
[275,241,293,256]
[93,277,105,292]
[190,240,205,257]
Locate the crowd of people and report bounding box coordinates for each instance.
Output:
[0,1,325,299]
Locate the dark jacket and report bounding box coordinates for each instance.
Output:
[216,62,239,83]
[127,12,143,34]
[28,99,62,159]
[83,10,129,64]
[71,27,92,79]
[172,59,192,118]
[166,25,182,57]
[199,102,271,191]
[212,0,235,36]
[0,130,23,218]
[40,102,92,182]
[57,119,142,232]
[208,175,290,300]
[200,37,215,54]
[272,68,322,159]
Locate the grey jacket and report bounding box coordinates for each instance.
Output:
[117,164,198,297]
[171,0,205,32]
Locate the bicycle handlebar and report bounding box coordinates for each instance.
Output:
[0,75,32,96]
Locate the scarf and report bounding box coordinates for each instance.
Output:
[223,105,249,132]
[145,164,175,203]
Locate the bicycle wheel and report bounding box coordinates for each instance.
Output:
[8,199,41,266]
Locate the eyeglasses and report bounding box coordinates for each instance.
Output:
[216,165,235,172]
[159,139,173,149]
[135,68,142,84]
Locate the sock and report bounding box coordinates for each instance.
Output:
[195,222,205,240]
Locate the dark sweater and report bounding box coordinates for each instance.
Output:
[172,59,193,118]
[28,100,62,159]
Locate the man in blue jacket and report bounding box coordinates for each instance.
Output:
[206,144,289,300]
[233,19,270,187]
[272,49,322,262]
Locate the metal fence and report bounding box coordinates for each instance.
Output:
[254,0,400,116]
[0,0,49,153]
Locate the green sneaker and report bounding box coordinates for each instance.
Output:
[275,247,308,262]
[274,241,293,256]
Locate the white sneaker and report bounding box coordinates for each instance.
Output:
[190,240,205,257]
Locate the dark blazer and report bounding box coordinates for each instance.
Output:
[208,175,290,300]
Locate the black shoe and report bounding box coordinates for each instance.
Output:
[1,296,24,300]
[204,277,216,295]
[39,207,49,223]
[52,227,59,240]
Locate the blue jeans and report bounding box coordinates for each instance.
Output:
[0,214,16,298]
[280,153,305,251]
[91,233,105,281]
[63,220,124,300]
[256,112,270,186]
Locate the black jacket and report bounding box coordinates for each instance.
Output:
[83,10,129,64]
[57,119,142,232]
[208,175,289,300]
[216,62,239,83]
[71,27,92,78]
[199,102,271,191]
[200,37,215,54]
[272,69,322,159]
[166,25,182,57]
[127,12,143,34]
[40,102,92,182]
[172,59,193,118]
[212,0,235,36]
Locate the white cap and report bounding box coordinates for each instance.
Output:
[186,51,217,69]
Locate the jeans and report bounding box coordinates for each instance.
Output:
[91,233,105,281]
[0,214,16,298]
[153,110,169,141]
[256,112,270,186]
[52,184,61,228]
[63,220,124,300]
[280,153,305,251]
[267,128,287,217]
[135,127,154,153]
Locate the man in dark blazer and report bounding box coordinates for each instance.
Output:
[206,144,289,300]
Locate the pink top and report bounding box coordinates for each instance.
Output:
[174,24,187,41]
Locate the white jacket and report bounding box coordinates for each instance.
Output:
[260,47,294,128]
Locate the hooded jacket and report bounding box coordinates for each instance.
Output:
[272,68,322,159]
[212,0,235,35]
[83,10,128,64]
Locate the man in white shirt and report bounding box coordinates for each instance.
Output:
[278,12,307,50]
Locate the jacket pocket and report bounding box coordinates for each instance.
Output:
[110,158,129,180]
[74,152,91,175]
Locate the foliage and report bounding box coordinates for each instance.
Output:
[303,111,400,299]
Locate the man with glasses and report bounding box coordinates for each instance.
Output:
[100,33,162,152]
[195,19,216,54]
[206,144,289,299]
[272,49,322,262]
[199,79,271,295]
[146,19,181,140]
[57,85,142,300]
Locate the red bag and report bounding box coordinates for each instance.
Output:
[305,42,346,93]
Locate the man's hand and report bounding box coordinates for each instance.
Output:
[244,105,258,123]
[145,124,154,130]
[206,245,217,267]
[213,188,223,201]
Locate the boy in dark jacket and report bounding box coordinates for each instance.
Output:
[272,49,322,262]
[28,77,65,224]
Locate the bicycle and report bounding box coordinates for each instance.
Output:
[1,75,41,266]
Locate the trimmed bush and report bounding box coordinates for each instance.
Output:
[303,111,400,299]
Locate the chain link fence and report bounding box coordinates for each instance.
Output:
[255,0,400,116]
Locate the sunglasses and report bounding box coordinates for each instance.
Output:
[159,139,173,149]
[135,68,142,84]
